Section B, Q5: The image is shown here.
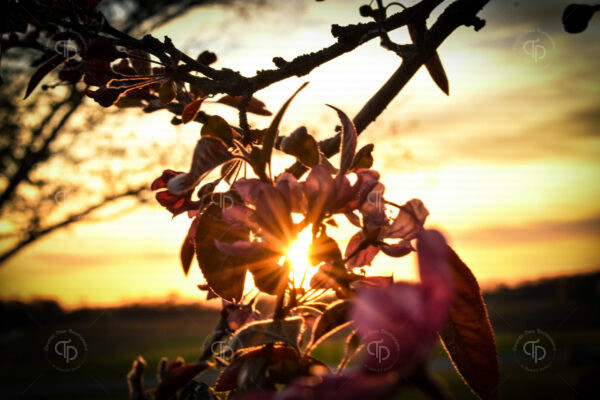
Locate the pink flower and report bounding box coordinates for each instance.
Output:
[352,229,454,374]
[345,198,429,268]
[302,165,380,225]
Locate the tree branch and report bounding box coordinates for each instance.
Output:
[0,186,149,265]
[285,0,489,178]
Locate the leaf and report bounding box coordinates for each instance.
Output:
[181,98,205,124]
[439,246,499,400]
[159,80,176,103]
[248,255,289,295]
[338,329,363,371]
[215,345,300,392]
[24,54,67,99]
[180,238,194,276]
[201,115,234,146]
[424,54,449,96]
[350,144,374,171]
[280,126,320,167]
[309,299,353,350]
[326,105,357,175]
[167,137,233,195]
[217,95,273,116]
[408,21,449,95]
[194,203,249,301]
[260,82,308,177]
[229,317,303,353]
[155,362,209,400]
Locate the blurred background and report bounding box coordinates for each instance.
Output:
[1,0,599,398]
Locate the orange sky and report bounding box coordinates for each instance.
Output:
[1,0,599,307]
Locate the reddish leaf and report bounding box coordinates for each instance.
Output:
[327,105,357,175]
[280,126,320,167]
[215,345,300,392]
[439,247,499,400]
[194,203,249,301]
[181,98,204,124]
[217,95,273,116]
[248,254,289,295]
[24,54,67,99]
[167,137,233,195]
[309,299,352,350]
[180,237,194,276]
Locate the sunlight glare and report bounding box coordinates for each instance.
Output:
[286,226,315,289]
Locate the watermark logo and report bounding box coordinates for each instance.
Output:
[362,329,399,372]
[513,329,556,372]
[357,180,387,226]
[513,28,556,69]
[44,329,87,372]
[210,192,235,212]
[202,330,241,361]
[45,30,87,71]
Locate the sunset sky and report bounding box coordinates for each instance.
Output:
[1,0,599,307]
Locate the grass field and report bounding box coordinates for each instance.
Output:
[2,272,599,399]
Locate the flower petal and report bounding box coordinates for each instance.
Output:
[151,169,181,190]
[380,240,414,258]
[358,182,387,228]
[222,204,255,231]
[304,164,335,222]
[344,232,380,268]
[232,178,267,205]
[276,173,307,213]
[386,199,429,239]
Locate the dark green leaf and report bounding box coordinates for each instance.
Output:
[309,299,352,350]
[201,115,234,146]
[159,80,176,103]
[229,317,303,353]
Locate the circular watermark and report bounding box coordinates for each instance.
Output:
[44,329,88,372]
[362,328,400,372]
[357,180,387,226]
[513,28,556,70]
[206,192,236,223]
[201,330,242,361]
[45,29,87,71]
[513,329,556,372]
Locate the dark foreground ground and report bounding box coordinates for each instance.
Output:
[1,271,599,399]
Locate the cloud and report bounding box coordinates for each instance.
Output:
[455,215,600,245]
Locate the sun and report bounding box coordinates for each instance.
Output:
[286,226,315,288]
